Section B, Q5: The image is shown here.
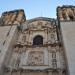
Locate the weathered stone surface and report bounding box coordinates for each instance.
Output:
[2,17,66,75]
[1,5,74,75]
[60,22,75,75]
[0,9,26,26]
[0,25,18,75]
[57,6,75,21]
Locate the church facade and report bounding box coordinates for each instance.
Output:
[0,5,75,75]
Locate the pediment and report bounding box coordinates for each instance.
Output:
[24,17,56,30]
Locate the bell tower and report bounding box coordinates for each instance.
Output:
[57,5,75,75]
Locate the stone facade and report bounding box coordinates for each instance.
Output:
[0,5,75,75]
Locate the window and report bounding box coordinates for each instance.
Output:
[33,35,43,46]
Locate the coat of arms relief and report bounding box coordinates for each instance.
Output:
[27,51,44,66]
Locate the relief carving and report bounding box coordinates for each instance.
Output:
[37,21,42,29]
[18,34,23,43]
[37,21,43,25]
[22,35,26,43]
[27,51,44,65]
[18,33,26,44]
[48,33,56,44]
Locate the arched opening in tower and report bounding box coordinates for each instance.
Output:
[33,35,43,46]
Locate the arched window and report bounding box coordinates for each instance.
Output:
[33,35,43,45]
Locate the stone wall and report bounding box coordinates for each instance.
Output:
[0,25,18,75]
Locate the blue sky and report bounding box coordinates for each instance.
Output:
[0,0,75,19]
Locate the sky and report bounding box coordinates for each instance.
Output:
[0,0,75,19]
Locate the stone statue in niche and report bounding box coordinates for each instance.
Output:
[22,35,26,43]
[37,21,42,29]
[27,51,44,65]
[18,34,23,43]
[50,33,56,43]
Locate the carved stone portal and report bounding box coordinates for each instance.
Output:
[27,51,44,65]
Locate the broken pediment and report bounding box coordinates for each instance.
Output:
[25,17,56,30]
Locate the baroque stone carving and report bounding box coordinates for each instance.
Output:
[27,51,44,65]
